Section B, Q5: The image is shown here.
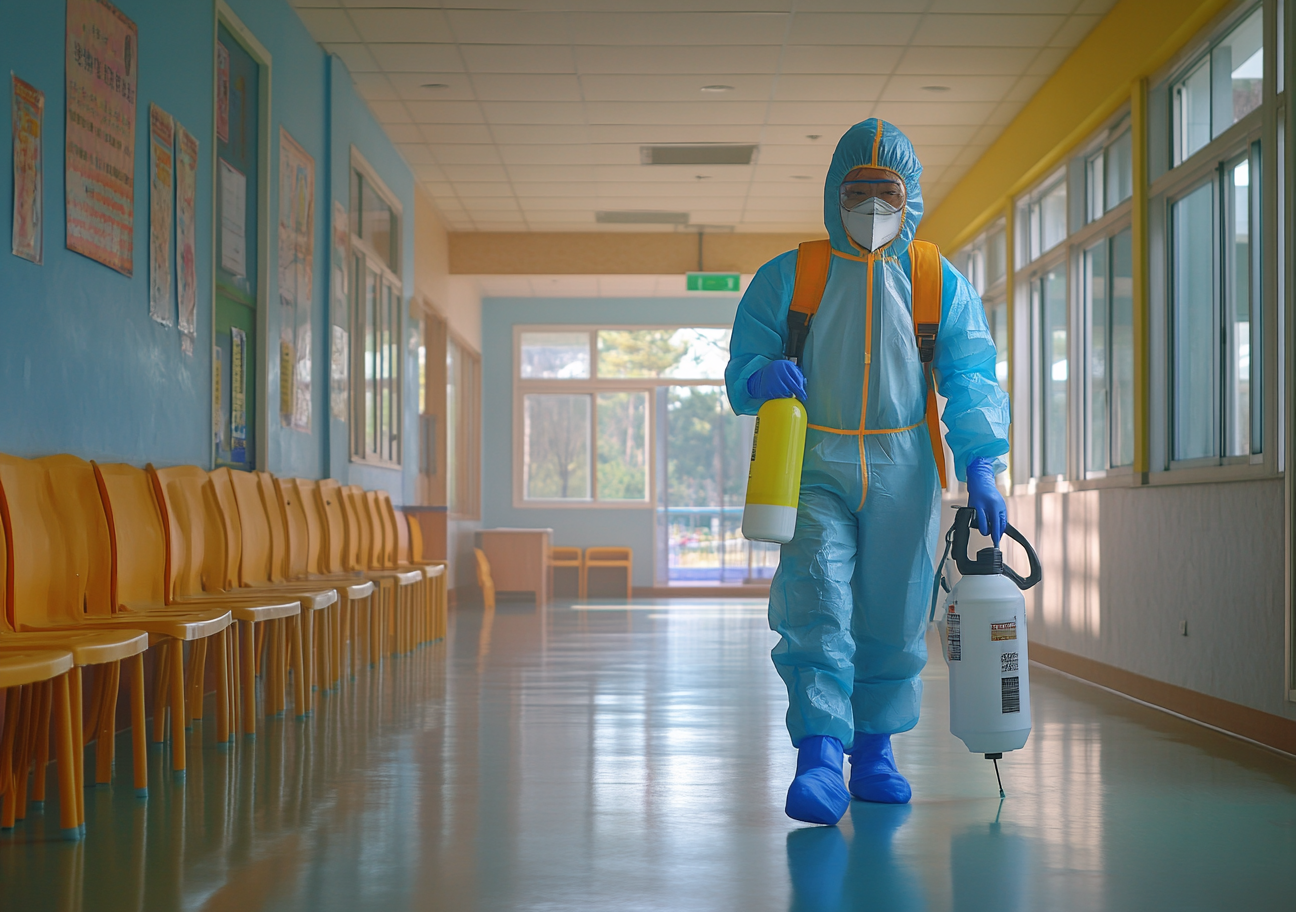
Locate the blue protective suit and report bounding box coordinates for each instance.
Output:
[726,119,1010,748]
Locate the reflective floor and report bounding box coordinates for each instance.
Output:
[2,599,1295,911]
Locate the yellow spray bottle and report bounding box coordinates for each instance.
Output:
[742,397,807,543]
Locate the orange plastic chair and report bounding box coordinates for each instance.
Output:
[474,548,496,610]
[377,491,446,648]
[337,485,421,662]
[550,547,584,600]
[583,547,633,600]
[147,465,305,730]
[0,649,79,839]
[0,454,224,780]
[405,515,449,642]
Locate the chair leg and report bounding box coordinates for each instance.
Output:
[33,680,53,802]
[130,653,147,795]
[215,630,229,744]
[168,640,187,773]
[11,684,35,824]
[293,616,307,717]
[70,666,85,825]
[240,621,256,736]
[226,627,239,740]
[1,685,27,828]
[52,672,79,838]
[151,644,170,744]
[188,637,209,724]
[95,661,120,785]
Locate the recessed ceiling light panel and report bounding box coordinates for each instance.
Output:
[595,210,690,225]
[640,144,757,165]
[700,84,734,93]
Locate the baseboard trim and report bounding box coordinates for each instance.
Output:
[1030,642,1296,757]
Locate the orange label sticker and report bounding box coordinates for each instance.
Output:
[990,621,1017,642]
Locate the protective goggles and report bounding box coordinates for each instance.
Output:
[839,174,905,211]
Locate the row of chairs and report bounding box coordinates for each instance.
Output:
[550,546,633,600]
[0,454,447,839]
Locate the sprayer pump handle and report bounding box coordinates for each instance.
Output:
[951,506,1043,591]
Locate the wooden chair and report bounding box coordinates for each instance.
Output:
[474,548,496,610]
[406,514,449,641]
[0,649,79,838]
[550,547,584,600]
[377,491,447,647]
[583,547,633,600]
[337,485,421,662]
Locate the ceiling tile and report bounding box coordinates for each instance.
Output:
[490,124,592,144]
[766,101,876,124]
[367,101,412,123]
[470,74,584,102]
[396,143,438,164]
[383,124,425,143]
[1025,47,1071,75]
[512,183,600,198]
[421,123,500,144]
[481,102,587,124]
[881,75,1018,103]
[353,9,453,43]
[451,181,517,197]
[295,9,360,43]
[405,101,486,124]
[499,145,599,165]
[778,45,905,74]
[1005,74,1048,102]
[758,126,846,144]
[507,165,600,182]
[476,277,535,296]
[872,100,998,125]
[474,220,531,230]
[586,124,762,143]
[754,145,835,165]
[579,74,775,102]
[440,164,511,181]
[1048,15,1102,48]
[894,46,1036,76]
[895,124,980,145]
[371,44,463,73]
[460,45,576,74]
[566,12,790,46]
[788,13,921,45]
[911,14,1066,47]
[411,164,447,181]
[326,43,380,73]
[575,45,783,75]
[420,181,456,196]
[928,0,1078,11]
[352,72,398,101]
[585,102,769,125]
[460,197,522,211]
[1074,0,1118,14]
[519,197,603,210]
[445,10,572,44]
[428,144,502,164]
[906,144,964,166]
[772,75,888,102]
[387,74,476,101]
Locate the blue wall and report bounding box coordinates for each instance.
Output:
[481,296,741,588]
[0,0,418,501]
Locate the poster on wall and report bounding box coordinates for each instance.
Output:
[213,346,223,447]
[216,42,229,144]
[148,103,174,326]
[330,199,350,421]
[230,327,247,463]
[278,127,314,432]
[11,76,44,264]
[175,125,198,352]
[218,159,246,277]
[65,0,137,276]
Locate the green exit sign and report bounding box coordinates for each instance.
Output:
[686,272,741,292]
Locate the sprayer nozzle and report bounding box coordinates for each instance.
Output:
[992,757,1006,799]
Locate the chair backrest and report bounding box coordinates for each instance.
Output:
[551,546,582,563]
[344,486,374,570]
[227,469,276,587]
[39,454,115,617]
[316,479,349,575]
[586,547,631,563]
[257,471,289,583]
[149,464,227,599]
[377,492,409,564]
[94,462,168,608]
[407,512,425,562]
[273,476,310,580]
[365,492,390,569]
[474,548,492,591]
[295,479,328,576]
[0,454,84,629]
[207,468,245,591]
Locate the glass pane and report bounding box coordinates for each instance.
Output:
[1028,200,1042,261]
[446,340,459,513]
[362,179,393,269]
[1172,182,1217,460]
[524,394,590,499]
[1110,228,1135,468]
[1213,7,1263,138]
[596,328,731,379]
[989,299,1009,391]
[1225,158,1252,456]
[1041,268,1068,476]
[1174,59,1212,164]
[597,392,648,501]
[1040,181,1067,253]
[350,170,361,239]
[364,267,378,457]
[1086,152,1104,223]
[520,331,590,379]
[1106,129,1133,208]
[1085,240,1109,472]
[987,227,1007,287]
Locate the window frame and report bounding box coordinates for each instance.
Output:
[348,148,404,470]
[512,324,733,510]
[447,331,482,520]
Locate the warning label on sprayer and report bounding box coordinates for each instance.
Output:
[947,612,961,661]
[991,621,1017,642]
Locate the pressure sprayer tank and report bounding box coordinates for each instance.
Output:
[741,397,807,544]
[936,507,1043,756]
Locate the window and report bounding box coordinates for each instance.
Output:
[1018,175,1067,264]
[447,335,480,518]
[1086,123,1133,223]
[1173,6,1263,166]
[349,155,402,466]
[515,326,730,505]
[952,219,1009,391]
[1084,228,1135,472]
[1170,147,1261,464]
[1033,267,1069,477]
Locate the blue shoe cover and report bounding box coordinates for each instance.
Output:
[848,733,911,804]
[785,735,851,825]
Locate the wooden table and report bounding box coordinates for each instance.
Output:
[476,528,552,605]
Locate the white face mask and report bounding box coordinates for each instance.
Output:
[840,197,903,251]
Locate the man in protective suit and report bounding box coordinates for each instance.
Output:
[726,118,1011,826]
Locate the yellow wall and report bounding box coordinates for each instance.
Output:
[920,0,1232,251]
[414,188,481,351]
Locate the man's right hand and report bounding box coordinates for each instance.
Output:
[746,360,807,402]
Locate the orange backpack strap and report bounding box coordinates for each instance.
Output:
[909,240,949,489]
[785,239,832,364]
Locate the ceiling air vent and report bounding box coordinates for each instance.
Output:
[639,144,758,166]
[595,211,690,225]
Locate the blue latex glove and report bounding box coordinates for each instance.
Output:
[966,457,1007,544]
[746,359,806,402]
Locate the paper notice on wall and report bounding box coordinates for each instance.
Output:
[175,125,198,342]
[65,0,137,276]
[213,346,224,446]
[331,325,349,421]
[11,76,44,264]
[148,103,174,326]
[219,158,246,277]
[216,42,229,143]
[230,327,247,462]
[278,128,315,433]
[279,335,295,420]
